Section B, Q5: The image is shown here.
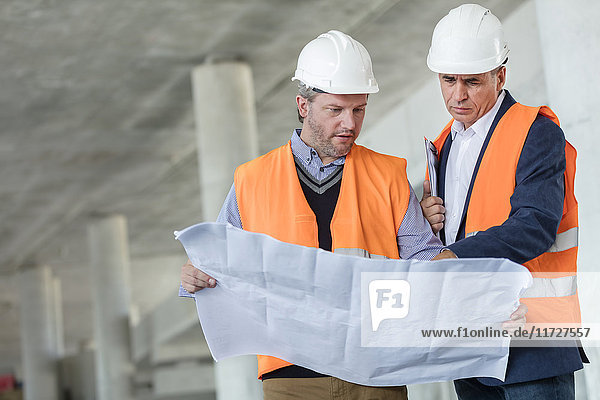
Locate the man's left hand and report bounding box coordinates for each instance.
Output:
[432,249,457,260]
[502,303,528,334]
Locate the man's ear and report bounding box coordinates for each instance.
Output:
[496,66,507,92]
[296,95,309,119]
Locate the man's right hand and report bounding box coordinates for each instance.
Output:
[181,259,217,293]
[420,180,445,235]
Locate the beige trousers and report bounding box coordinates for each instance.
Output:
[262,377,408,400]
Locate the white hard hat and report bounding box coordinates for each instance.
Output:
[292,30,379,94]
[427,4,509,74]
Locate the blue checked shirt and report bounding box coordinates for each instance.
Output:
[180,130,443,297]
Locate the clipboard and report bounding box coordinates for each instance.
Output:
[424,137,439,197]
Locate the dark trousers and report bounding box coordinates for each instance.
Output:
[454,373,574,400]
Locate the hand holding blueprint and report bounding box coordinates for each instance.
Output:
[175,222,532,386]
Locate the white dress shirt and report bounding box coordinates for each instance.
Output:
[444,90,506,245]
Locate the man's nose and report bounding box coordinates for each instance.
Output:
[340,110,356,131]
[453,81,468,103]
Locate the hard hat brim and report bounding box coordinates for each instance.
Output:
[427,48,509,75]
[291,77,379,95]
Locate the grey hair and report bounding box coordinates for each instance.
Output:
[490,65,504,76]
[297,82,321,123]
[490,57,508,76]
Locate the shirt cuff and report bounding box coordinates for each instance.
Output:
[178,284,194,298]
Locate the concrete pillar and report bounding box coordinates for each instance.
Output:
[53,277,65,358]
[18,265,60,400]
[192,60,259,218]
[534,0,600,396]
[192,60,262,400]
[87,214,133,400]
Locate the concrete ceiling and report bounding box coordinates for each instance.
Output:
[0,0,525,371]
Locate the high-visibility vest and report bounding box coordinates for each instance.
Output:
[234,141,411,378]
[432,103,580,324]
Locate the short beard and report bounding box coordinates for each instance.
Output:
[306,108,354,161]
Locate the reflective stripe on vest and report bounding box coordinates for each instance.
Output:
[234,142,411,378]
[547,227,578,253]
[468,227,578,254]
[521,275,577,298]
[334,248,390,259]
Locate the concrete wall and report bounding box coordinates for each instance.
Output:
[535,0,600,397]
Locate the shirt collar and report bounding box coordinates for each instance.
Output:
[451,90,506,140]
[290,129,346,166]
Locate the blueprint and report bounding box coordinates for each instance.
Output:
[175,222,532,386]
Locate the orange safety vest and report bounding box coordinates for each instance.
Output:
[234,141,411,378]
[432,102,580,324]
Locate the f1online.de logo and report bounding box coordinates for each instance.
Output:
[368,280,410,331]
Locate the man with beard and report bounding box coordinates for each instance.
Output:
[180,30,446,399]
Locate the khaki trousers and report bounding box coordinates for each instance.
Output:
[262,377,408,400]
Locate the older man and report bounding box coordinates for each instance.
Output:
[181,30,445,399]
[420,4,586,399]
